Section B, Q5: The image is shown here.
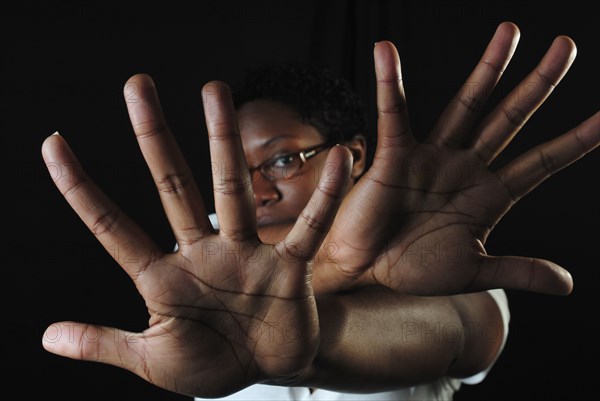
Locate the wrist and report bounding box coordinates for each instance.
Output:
[254,311,320,387]
[257,341,319,387]
[260,363,317,387]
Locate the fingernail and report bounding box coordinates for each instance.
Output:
[52,131,60,136]
[374,41,379,47]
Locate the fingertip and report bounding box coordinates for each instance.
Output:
[124,73,155,99]
[552,35,578,61]
[202,80,234,110]
[327,144,353,180]
[374,40,401,77]
[314,146,353,200]
[537,35,578,85]
[592,110,600,125]
[558,267,574,296]
[497,21,521,50]
[497,21,521,39]
[41,131,64,160]
[483,21,521,69]
[42,130,60,146]
[202,80,230,96]
[125,72,153,86]
[333,143,354,167]
[543,261,574,296]
[373,40,398,58]
[556,34,577,49]
[42,323,65,354]
[374,40,396,50]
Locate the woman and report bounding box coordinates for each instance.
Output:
[41,22,598,399]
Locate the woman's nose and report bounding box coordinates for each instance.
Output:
[251,171,281,206]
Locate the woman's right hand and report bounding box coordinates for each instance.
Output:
[41,75,352,398]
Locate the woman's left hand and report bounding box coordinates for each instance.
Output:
[312,22,599,296]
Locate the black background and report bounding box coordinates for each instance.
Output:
[4,1,599,400]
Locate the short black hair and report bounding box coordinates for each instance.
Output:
[232,61,369,148]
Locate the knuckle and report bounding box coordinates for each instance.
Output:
[457,93,483,114]
[213,177,251,196]
[90,209,121,236]
[155,172,190,195]
[537,150,559,175]
[535,68,557,89]
[377,102,407,115]
[299,211,328,234]
[207,123,239,141]
[132,120,168,140]
[62,175,87,198]
[501,104,528,127]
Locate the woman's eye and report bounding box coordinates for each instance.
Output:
[272,155,295,167]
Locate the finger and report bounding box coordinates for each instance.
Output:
[125,74,212,247]
[42,322,148,380]
[284,145,353,261]
[203,81,256,240]
[372,41,414,168]
[471,36,577,164]
[500,111,600,200]
[427,22,520,147]
[473,255,573,295]
[42,133,162,280]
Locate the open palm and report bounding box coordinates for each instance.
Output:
[42,76,352,397]
[315,22,599,296]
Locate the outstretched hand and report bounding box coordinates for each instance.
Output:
[41,76,352,397]
[314,22,600,296]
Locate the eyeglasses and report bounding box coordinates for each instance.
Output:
[248,141,335,181]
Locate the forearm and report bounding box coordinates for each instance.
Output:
[294,286,502,393]
[258,225,504,391]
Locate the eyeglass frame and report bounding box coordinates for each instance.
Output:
[248,140,337,182]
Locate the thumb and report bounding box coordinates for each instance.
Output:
[475,255,574,295]
[42,321,147,377]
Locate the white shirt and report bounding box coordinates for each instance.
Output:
[191,214,510,401]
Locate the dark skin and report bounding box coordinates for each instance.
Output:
[238,99,335,226]
[235,100,500,394]
[247,23,599,298]
[311,23,599,296]
[40,57,501,400]
[237,99,367,228]
[41,81,353,397]
[41,21,598,397]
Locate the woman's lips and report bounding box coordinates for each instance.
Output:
[256,213,296,227]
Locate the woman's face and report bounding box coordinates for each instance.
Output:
[237,99,331,228]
